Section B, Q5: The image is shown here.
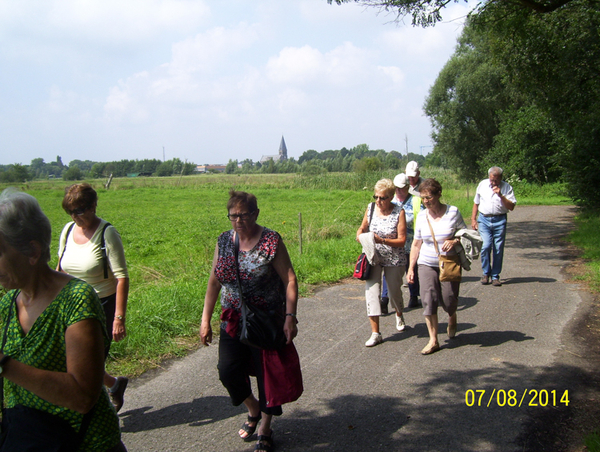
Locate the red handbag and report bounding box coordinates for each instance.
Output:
[353,253,372,280]
[353,202,376,280]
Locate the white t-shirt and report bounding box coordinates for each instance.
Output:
[414,205,466,268]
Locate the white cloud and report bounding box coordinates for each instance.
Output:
[0,0,210,44]
[1,1,474,164]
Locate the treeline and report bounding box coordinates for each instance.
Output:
[0,157,197,182]
[423,1,600,208]
[227,144,426,174]
[0,144,427,182]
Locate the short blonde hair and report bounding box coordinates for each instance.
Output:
[373,179,395,198]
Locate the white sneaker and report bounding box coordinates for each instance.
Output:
[396,313,406,331]
[365,332,383,347]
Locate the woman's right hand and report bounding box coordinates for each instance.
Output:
[200,321,212,346]
[407,268,414,284]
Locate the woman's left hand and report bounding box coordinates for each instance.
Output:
[113,318,126,342]
[441,239,459,252]
[284,316,298,344]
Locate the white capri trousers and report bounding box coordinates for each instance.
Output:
[365,264,405,316]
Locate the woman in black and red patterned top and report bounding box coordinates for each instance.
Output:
[200,190,299,452]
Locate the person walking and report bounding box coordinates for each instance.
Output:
[356,179,407,347]
[200,190,301,452]
[407,179,466,355]
[471,167,517,287]
[406,161,424,198]
[381,173,420,313]
[58,183,130,412]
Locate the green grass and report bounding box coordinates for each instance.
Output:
[568,210,600,292]
[584,431,600,452]
[0,172,573,376]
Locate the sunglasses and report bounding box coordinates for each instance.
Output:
[373,196,390,201]
[69,206,88,216]
[227,211,256,221]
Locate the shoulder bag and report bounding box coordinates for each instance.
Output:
[426,214,462,282]
[353,202,376,280]
[0,293,94,452]
[235,233,286,351]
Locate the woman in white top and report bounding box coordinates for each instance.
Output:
[58,183,130,412]
[356,179,407,347]
[407,179,466,355]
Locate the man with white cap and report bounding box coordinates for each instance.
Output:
[406,161,424,197]
[381,173,421,313]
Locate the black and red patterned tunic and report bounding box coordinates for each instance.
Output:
[215,228,285,334]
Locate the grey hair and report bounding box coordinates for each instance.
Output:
[488,166,503,176]
[0,188,52,262]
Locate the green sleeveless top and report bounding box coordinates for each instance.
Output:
[1,278,121,452]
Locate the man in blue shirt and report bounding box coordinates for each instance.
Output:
[471,167,517,286]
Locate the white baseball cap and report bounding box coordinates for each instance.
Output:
[393,173,409,188]
[406,161,419,177]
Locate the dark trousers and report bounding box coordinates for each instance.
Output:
[218,329,282,416]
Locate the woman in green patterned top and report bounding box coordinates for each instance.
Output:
[0,188,126,452]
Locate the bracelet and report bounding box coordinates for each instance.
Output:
[286,313,296,317]
[115,315,124,321]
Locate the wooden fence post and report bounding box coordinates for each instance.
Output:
[298,212,303,255]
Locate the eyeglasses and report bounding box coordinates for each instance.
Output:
[373,196,390,201]
[227,211,256,221]
[421,195,435,201]
[70,206,88,216]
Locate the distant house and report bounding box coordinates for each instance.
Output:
[195,164,226,173]
[260,136,288,164]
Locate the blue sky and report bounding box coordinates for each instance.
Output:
[0,0,472,166]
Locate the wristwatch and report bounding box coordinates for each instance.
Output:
[0,355,11,375]
[115,315,124,321]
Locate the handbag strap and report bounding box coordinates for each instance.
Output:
[233,232,246,310]
[425,213,441,257]
[1,291,94,447]
[366,202,375,232]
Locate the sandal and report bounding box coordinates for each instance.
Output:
[239,414,261,441]
[254,430,274,452]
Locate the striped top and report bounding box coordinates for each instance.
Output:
[414,205,466,268]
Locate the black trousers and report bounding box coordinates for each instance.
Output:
[218,329,282,416]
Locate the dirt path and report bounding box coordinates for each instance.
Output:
[119,205,599,452]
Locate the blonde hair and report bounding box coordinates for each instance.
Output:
[373,179,395,198]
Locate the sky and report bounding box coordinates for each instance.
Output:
[0,0,473,166]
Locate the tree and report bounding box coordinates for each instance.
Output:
[298,150,319,164]
[62,165,83,181]
[91,163,105,179]
[225,159,238,174]
[424,29,513,181]
[353,157,382,173]
[155,161,173,177]
[328,0,578,27]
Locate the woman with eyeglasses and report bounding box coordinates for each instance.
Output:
[356,178,407,347]
[407,178,466,355]
[57,183,130,412]
[200,190,300,452]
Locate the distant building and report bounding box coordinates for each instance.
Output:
[195,164,227,173]
[260,136,288,164]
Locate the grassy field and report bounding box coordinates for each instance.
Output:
[0,172,572,376]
